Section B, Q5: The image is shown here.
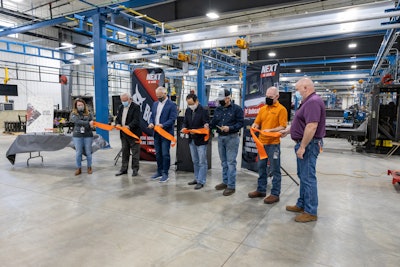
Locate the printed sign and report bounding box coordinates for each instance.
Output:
[26,96,54,133]
[241,62,280,171]
[131,68,165,161]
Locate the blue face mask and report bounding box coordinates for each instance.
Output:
[122,101,129,107]
[295,91,303,101]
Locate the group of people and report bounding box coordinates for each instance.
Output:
[71,78,325,223]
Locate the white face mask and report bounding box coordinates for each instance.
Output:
[188,104,198,111]
[295,91,303,101]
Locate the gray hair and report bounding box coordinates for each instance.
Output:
[120,92,132,99]
[155,86,167,94]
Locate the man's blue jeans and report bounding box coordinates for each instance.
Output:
[218,134,240,189]
[257,144,281,196]
[73,137,93,168]
[189,142,208,185]
[295,139,322,216]
[154,133,171,175]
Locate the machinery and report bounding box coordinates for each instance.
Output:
[325,107,368,146]
[365,84,400,154]
[324,84,400,154]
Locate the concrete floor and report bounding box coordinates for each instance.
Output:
[1,131,400,267]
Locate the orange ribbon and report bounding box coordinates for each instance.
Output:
[93,121,140,141]
[250,128,282,160]
[154,125,177,147]
[181,128,210,141]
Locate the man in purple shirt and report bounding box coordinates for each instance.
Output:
[280,78,325,223]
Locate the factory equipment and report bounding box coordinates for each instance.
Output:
[325,108,368,146]
[366,84,400,154]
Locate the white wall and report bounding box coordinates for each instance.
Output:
[0,52,61,110]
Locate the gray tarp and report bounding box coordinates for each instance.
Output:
[6,133,108,165]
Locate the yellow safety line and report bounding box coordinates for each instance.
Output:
[118,5,175,31]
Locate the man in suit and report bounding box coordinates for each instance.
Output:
[115,93,141,177]
[181,93,210,190]
[148,86,177,182]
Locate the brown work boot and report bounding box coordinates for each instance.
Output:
[263,195,280,204]
[286,205,304,213]
[295,212,318,223]
[223,188,235,196]
[87,167,92,174]
[215,183,227,190]
[75,168,81,176]
[248,191,266,198]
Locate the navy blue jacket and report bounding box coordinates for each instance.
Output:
[150,99,177,136]
[210,103,244,135]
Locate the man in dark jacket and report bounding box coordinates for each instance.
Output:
[210,89,244,196]
[181,93,210,190]
[115,93,141,177]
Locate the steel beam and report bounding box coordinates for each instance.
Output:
[137,2,395,49]
[197,60,206,106]
[92,13,110,144]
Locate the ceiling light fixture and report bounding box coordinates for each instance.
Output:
[348,43,357,48]
[206,0,219,19]
[268,52,276,57]
[351,65,357,69]
[295,69,301,73]
[206,12,219,19]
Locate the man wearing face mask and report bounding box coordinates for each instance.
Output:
[148,86,177,182]
[115,92,141,177]
[280,78,325,223]
[210,89,244,196]
[248,86,287,204]
[181,93,210,190]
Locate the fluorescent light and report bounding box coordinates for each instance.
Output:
[351,65,357,69]
[206,12,219,19]
[348,43,357,48]
[350,56,356,59]
[268,52,276,57]
[148,63,160,68]
[80,51,93,55]
[295,69,301,73]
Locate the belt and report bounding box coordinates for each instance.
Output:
[294,138,322,143]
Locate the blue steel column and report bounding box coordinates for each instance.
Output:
[241,65,247,108]
[92,13,109,144]
[197,59,206,106]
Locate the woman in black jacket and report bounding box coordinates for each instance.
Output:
[70,98,94,175]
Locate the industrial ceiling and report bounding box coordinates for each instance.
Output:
[0,0,398,93]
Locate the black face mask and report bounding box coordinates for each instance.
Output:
[219,100,226,107]
[265,97,274,106]
[158,97,165,102]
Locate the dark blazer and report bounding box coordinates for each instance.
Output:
[115,102,141,138]
[183,104,210,146]
[150,99,177,135]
